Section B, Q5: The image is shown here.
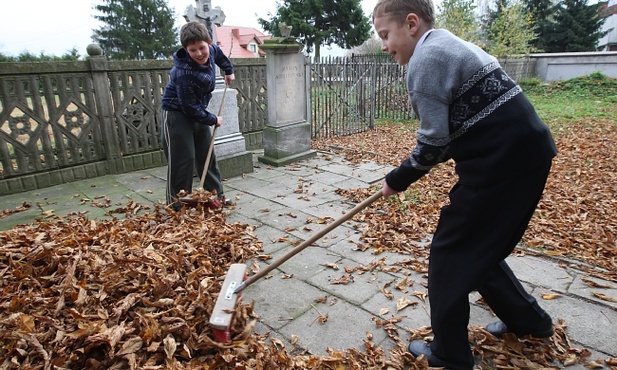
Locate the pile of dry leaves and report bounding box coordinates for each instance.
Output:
[0,118,615,369]
[1,205,603,369]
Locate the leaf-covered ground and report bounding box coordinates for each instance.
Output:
[3,205,610,369]
[1,103,615,368]
[313,117,617,284]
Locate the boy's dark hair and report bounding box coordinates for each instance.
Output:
[373,0,435,27]
[180,21,212,48]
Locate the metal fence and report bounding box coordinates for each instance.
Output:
[309,54,413,139]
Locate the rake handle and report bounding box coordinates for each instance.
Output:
[235,189,383,293]
[198,85,228,190]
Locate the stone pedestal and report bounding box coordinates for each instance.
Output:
[209,87,253,178]
[258,38,316,166]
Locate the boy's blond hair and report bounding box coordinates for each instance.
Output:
[180,21,212,48]
[373,0,435,27]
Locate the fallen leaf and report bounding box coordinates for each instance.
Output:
[331,274,354,285]
[591,292,617,303]
[542,292,562,300]
[314,296,328,303]
[395,297,417,312]
[322,262,339,270]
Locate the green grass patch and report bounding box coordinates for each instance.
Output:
[520,73,617,128]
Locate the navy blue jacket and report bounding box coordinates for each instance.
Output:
[161,44,234,126]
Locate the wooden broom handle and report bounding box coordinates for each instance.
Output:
[199,85,228,190]
[235,189,383,293]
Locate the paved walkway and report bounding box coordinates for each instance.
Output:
[1,151,615,368]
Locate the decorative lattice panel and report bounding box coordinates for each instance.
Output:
[0,74,104,178]
[109,70,167,155]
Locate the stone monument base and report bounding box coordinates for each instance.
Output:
[218,151,254,179]
[208,87,254,178]
[258,121,316,166]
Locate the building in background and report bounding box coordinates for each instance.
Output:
[215,25,271,58]
[599,0,617,51]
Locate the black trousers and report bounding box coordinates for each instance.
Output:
[161,110,223,206]
[428,161,553,369]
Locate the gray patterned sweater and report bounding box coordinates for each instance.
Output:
[385,29,556,190]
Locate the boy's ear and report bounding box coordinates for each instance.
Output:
[405,13,421,34]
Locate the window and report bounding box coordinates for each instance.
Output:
[248,43,257,53]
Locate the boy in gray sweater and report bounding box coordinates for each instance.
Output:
[373,0,557,368]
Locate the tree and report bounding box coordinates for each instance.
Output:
[92,0,178,60]
[540,0,607,52]
[436,0,484,47]
[0,49,81,62]
[522,0,554,50]
[257,0,372,59]
[348,33,387,56]
[482,0,537,57]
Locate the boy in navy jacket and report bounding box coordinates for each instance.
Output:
[161,21,235,210]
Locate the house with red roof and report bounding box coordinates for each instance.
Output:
[214,25,271,58]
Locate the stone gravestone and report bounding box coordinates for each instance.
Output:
[183,0,253,179]
[258,35,316,166]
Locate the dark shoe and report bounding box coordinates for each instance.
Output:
[486,321,554,339]
[408,340,450,368]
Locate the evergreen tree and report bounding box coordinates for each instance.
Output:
[60,48,81,61]
[522,0,554,50]
[0,49,80,62]
[436,0,484,47]
[257,0,372,59]
[92,0,178,60]
[540,0,606,52]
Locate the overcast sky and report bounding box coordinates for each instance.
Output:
[0,0,377,58]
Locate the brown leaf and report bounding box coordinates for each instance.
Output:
[314,296,328,303]
[395,277,409,293]
[584,360,605,368]
[116,336,143,356]
[163,334,176,360]
[395,297,417,312]
[582,277,611,288]
[591,291,617,303]
[322,262,339,270]
[330,274,354,285]
[379,284,394,300]
[542,292,562,300]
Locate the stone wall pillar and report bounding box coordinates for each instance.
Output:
[258,38,316,166]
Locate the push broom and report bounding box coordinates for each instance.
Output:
[209,189,384,343]
[179,85,228,209]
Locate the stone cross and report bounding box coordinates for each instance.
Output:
[183,0,226,46]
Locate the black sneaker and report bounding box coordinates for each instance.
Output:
[485,320,554,339]
[408,340,452,369]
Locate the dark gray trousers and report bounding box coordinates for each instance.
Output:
[428,161,553,369]
[161,110,223,206]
